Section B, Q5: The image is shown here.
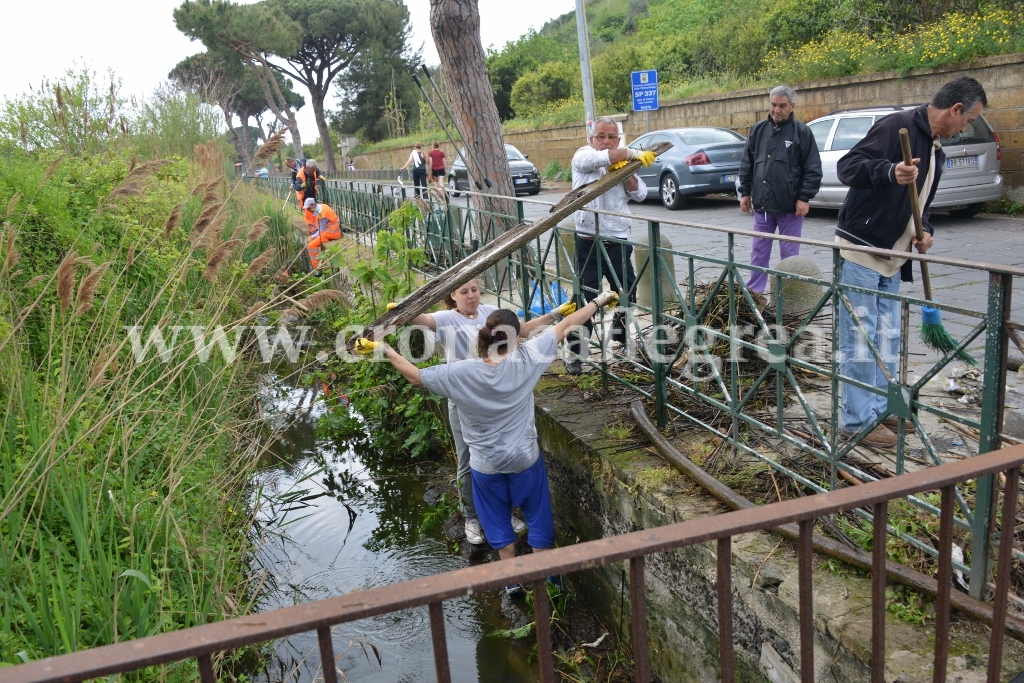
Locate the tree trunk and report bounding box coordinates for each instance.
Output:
[310,92,336,172]
[430,0,515,233]
[247,55,302,153]
[239,115,253,165]
[221,108,252,168]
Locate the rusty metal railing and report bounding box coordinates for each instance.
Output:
[8,444,1024,683]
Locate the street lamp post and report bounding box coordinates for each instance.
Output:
[575,0,596,135]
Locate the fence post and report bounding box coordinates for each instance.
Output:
[648,220,667,428]
[971,271,1012,598]
[727,232,738,453]
[517,200,531,317]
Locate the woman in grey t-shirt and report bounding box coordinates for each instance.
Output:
[392,277,575,546]
[356,292,618,576]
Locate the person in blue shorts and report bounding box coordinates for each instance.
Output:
[389,277,576,546]
[355,291,619,594]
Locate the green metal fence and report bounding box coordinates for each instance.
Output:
[252,176,1024,601]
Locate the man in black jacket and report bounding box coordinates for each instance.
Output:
[835,76,987,448]
[738,85,822,293]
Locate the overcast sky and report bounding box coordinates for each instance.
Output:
[0,0,577,143]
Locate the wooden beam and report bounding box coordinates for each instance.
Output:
[351,140,674,348]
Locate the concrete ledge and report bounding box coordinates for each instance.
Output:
[534,378,1024,682]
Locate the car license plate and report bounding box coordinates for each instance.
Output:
[946,156,978,169]
[722,174,738,183]
[515,178,529,185]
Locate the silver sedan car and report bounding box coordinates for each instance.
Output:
[806,106,1003,218]
[628,128,746,209]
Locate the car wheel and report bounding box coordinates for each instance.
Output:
[948,202,984,219]
[448,177,461,197]
[660,175,685,210]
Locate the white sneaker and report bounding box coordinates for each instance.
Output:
[511,516,527,535]
[464,518,486,545]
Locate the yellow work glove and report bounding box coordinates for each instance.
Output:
[386,302,397,310]
[556,301,577,317]
[354,338,384,355]
[606,159,629,172]
[634,150,657,167]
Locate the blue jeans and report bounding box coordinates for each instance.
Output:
[838,260,901,432]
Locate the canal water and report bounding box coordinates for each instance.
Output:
[252,379,540,683]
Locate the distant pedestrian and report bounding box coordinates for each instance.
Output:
[428,142,447,190]
[738,85,822,293]
[565,116,655,374]
[355,293,619,596]
[400,143,428,197]
[835,76,987,448]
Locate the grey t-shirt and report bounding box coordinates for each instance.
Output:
[432,304,498,362]
[420,329,559,474]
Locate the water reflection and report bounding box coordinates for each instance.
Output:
[252,379,538,683]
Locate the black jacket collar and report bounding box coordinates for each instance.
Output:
[913,105,934,139]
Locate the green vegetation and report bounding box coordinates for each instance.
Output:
[355,0,1023,157]
[541,160,564,180]
[0,67,300,676]
[477,0,1024,130]
[312,203,448,460]
[762,7,1024,82]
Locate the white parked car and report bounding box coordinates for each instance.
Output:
[806,105,1003,218]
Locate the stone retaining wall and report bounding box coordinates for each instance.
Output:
[533,382,1024,682]
[354,53,1024,189]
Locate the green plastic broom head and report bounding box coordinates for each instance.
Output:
[920,305,976,365]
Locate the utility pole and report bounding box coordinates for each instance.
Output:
[575,0,596,135]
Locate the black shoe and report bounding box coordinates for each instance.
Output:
[565,359,583,375]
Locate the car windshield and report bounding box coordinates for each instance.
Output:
[505,145,526,161]
[677,129,743,145]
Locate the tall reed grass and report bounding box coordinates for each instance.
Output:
[0,121,307,678]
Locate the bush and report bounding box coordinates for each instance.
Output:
[313,203,449,461]
[542,159,563,180]
[510,61,581,118]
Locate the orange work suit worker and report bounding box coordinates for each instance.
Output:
[303,202,341,269]
[293,165,321,206]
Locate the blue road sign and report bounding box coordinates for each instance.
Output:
[631,70,659,112]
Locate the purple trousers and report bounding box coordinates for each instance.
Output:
[747,211,803,293]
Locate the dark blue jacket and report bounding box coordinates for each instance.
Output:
[836,105,944,282]
[738,113,822,214]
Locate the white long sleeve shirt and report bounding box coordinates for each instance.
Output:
[571,146,647,239]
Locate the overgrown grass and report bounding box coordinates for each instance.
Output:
[0,115,303,677]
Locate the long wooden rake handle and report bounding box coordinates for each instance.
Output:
[898,128,932,301]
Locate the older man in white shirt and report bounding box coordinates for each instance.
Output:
[565,116,656,374]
